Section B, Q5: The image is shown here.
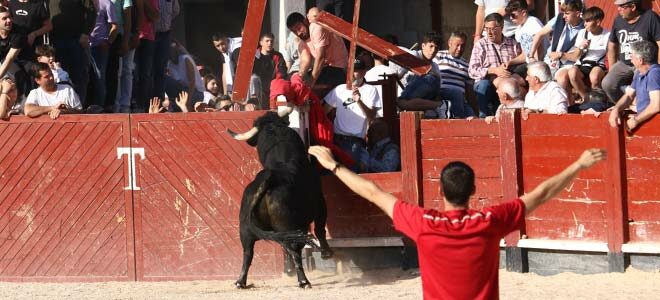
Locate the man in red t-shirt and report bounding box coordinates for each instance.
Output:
[308,146,606,300]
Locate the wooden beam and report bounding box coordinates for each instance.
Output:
[345,0,361,89]
[314,11,431,76]
[604,115,629,272]
[232,0,267,103]
[400,112,423,206]
[498,109,528,273]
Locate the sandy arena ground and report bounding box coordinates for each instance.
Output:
[1,268,659,300]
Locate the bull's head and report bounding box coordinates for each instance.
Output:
[227,111,292,146]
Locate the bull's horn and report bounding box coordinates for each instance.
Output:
[227,127,259,141]
[277,104,295,118]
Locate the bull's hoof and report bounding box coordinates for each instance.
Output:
[321,248,334,259]
[298,280,312,289]
[235,281,248,289]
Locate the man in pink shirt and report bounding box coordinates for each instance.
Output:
[286,8,348,96]
[308,145,606,300]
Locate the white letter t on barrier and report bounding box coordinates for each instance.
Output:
[117,147,146,191]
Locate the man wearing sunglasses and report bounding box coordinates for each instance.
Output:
[601,0,660,103]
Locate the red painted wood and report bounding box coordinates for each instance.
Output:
[314,11,431,76]
[499,110,524,247]
[520,114,605,137]
[422,157,502,179]
[421,136,501,159]
[420,119,498,138]
[345,0,361,89]
[231,0,267,102]
[400,112,423,206]
[604,123,629,253]
[0,119,133,281]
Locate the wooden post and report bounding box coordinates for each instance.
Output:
[345,0,361,89]
[232,0,267,102]
[604,117,629,272]
[498,109,528,273]
[400,112,423,206]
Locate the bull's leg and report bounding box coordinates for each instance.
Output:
[285,243,311,288]
[235,232,256,289]
[314,201,334,259]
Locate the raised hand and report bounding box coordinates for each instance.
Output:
[176,91,189,112]
[308,146,338,171]
[149,97,165,114]
[576,149,607,169]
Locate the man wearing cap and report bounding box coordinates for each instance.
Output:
[602,0,660,102]
[323,57,381,172]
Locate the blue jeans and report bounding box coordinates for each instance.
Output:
[334,134,366,173]
[152,31,172,99]
[116,49,135,112]
[136,39,156,111]
[53,38,89,104]
[474,79,498,118]
[91,45,110,107]
[400,74,440,100]
[438,87,475,118]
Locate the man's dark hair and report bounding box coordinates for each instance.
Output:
[260,32,275,40]
[440,162,475,206]
[505,0,528,14]
[35,44,56,57]
[31,62,51,79]
[587,88,607,103]
[484,12,504,26]
[582,6,604,22]
[421,32,441,46]
[560,0,583,12]
[211,33,227,42]
[286,12,306,29]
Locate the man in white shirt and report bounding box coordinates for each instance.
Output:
[24,63,82,120]
[324,57,381,172]
[523,61,568,115]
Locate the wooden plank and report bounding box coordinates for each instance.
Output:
[422,178,503,208]
[421,136,501,159]
[422,157,502,179]
[521,135,606,158]
[628,201,660,223]
[400,112,423,206]
[525,219,608,241]
[628,223,660,243]
[345,0,361,89]
[523,156,608,179]
[627,179,660,200]
[421,119,499,138]
[523,177,609,201]
[520,114,606,136]
[626,159,660,180]
[231,0,267,102]
[605,121,631,271]
[625,136,660,157]
[314,11,431,75]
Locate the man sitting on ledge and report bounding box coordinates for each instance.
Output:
[24,63,82,120]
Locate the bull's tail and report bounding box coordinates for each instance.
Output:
[247,170,310,245]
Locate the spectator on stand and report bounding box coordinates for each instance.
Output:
[484,78,525,124]
[48,0,97,106]
[468,13,522,117]
[358,118,400,173]
[212,33,234,96]
[523,61,568,116]
[35,44,70,84]
[152,0,179,99]
[253,32,287,109]
[609,40,660,131]
[8,0,51,61]
[434,31,475,118]
[0,6,27,84]
[323,57,381,172]
[24,62,82,119]
[89,0,118,109]
[287,8,348,96]
[284,31,302,76]
[165,41,204,112]
[473,0,526,42]
[134,0,159,112]
[505,0,546,77]
[105,0,133,113]
[602,0,660,103]
[0,77,18,120]
[202,74,220,104]
[563,7,610,102]
[529,0,584,104]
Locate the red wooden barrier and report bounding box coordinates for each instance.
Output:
[0,115,135,282]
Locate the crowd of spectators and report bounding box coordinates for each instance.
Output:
[0,0,657,172]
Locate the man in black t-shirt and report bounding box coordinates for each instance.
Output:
[253,33,287,109]
[8,0,51,60]
[0,7,27,81]
[602,0,660,102]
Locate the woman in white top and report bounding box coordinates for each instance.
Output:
[562,7,610,102]
[166,41,205,112]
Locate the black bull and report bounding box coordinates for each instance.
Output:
[228,112,333,289]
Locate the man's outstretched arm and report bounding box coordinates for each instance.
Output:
[521,149,607,214]
[309,146,398,218]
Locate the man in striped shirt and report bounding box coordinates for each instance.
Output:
[434,32,475,118]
